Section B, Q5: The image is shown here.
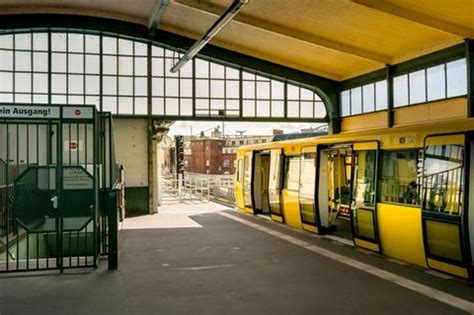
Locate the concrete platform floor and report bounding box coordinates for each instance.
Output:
[0,202,473,314]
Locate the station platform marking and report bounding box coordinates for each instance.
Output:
[219,211,474,314]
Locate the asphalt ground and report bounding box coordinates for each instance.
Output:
[0,208,473,314]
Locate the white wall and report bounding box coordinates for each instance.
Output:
[113,118,148,187]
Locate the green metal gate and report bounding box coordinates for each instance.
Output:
[0,104,99,273]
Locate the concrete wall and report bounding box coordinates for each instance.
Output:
[114,118,149,215]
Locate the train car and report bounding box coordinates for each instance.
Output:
[235,118,474,280]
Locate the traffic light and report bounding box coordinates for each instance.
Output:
[175,135,185,180]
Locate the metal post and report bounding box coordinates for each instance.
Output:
[107,189,118,270]
[178,173,183,203]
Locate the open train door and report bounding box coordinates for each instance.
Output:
[268,149,284,223]
[351,142,381,253]
[421,133,471,279]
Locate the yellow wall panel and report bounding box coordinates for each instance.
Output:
[394,98,467,126]
[282,189,302,229]
[377,203,427,267]
[341,111,388,132]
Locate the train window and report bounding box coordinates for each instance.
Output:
[422,144,464,214]
[300,153,316,196]
[236,159,243,182]
[353,150,376,206]
[299,152,316,224]
[379,150,422,206]
[284,156,300,191]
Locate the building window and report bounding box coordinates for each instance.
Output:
[206,160,209,166]
[0,32,328,120]
[422,144,464,214]
[394,58,467,108]
[223,160,230,168]
[340,80,388,117]
[379,150,421,206]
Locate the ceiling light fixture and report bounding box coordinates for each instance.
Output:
[170,0,249,73]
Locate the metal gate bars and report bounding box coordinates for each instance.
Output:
[0,104,110,273]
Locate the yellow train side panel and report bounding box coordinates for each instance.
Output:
[235,185,245,211]
[271,214,284,223]
[354,239,379,252]
[427,259,468,279]
[281,189,302,229]
[302,223,318,233]
[244,207,255,214]
[377,203,427,267]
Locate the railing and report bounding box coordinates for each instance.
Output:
[161,173,235,205]
[0,161,27,238]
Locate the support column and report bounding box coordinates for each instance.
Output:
[386,65,394,127]
[157,142,163,206]
[147,122,158,214]
[148,120,173,213]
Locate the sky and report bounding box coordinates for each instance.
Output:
[168,121,327,137]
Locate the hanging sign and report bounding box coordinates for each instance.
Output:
[63,168,93,190]
[63,107,94,119]
[0,105,60,119]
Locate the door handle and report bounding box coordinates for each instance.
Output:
[51,196,58,210]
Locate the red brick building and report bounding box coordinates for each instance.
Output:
[184,138,235,175]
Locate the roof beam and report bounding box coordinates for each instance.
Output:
[353,0,474,38]
[172,0,391,64]
[148,0,170,36]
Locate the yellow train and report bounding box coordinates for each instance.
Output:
[235,118,474,280]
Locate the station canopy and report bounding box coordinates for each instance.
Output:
[0,0,472,81]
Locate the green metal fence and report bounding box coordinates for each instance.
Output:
[0,104,119,273]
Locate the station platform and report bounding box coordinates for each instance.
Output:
[0,201,473,314]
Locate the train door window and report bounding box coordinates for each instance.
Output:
[236,159,243,182]
[379,150,422,206]
[352,150,377,239]
[243,154,253,208]
[269,150,283,217]
[423,144,464,214]
[299,152,317,225]
[284,156,300,191]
